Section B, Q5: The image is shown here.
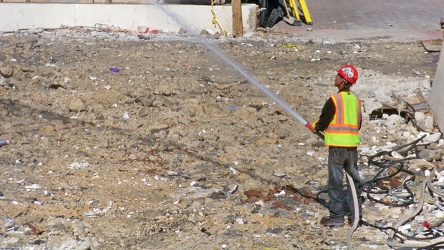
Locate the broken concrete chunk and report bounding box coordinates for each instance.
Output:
[425,116,434,129]
[422,133,442,143]
[0,67,13,78]
[69,98,86,112]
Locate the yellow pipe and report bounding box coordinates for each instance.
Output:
[298,0,312,24]
[287,0,300,20]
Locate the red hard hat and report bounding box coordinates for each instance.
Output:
[337,64,358,84]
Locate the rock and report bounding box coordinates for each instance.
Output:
[138,107,150,117]
[425,115,434,129]
[418,149,431,160]
[0,67,14,78]
[55,238,96,250]
[39,125,56,135]
[409,159,435,171]
[69,98,86,112]
[422,133,441,143]
[137,93,156,107]
[0,236,20,247]
[429,150,443,160]
[384,114,405,127]
[415,111,426,122]
[72,222,89,237]
[124,97,136,104]
[21,65,37,73]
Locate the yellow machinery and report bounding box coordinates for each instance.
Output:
[287,0,312,25]
[259,0,312,27]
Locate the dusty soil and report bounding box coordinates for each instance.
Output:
[0,29,441,249]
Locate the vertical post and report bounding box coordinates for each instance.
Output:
[441,17,444,39]
[231,0,243,37]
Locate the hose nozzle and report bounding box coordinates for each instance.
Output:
[305,122,314,131]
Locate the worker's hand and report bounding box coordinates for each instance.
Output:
[311,120,318,132]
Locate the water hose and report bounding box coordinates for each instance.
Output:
[346,172,359,249]
[155,3,314,131]
[155,4,360,248]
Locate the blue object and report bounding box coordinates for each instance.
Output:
[110,67,119,73]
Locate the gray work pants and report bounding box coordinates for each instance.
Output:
[327,146,362,221]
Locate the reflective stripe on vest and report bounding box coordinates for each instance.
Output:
[324,92,361,147]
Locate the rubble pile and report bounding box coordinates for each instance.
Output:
[0,29,442,249]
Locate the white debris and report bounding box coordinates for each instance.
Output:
[421,132,441,143]
[25,184,41,191]
[398,224,411,231]
[381,142,398,151]
[235,218,245,224]
[274,190,285,197]
[273,171,286,177]
[68,162,90,169]
[391,151,404,159]
[229,167,239,174]
[384,114,404,127]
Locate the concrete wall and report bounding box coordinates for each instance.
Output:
[428,41,444,132]
[0,3,258,35]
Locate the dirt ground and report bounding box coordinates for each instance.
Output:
[0,28,441,249]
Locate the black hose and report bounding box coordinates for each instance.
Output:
[315,134,444,248]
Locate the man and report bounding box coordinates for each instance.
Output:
[313,64,363,227]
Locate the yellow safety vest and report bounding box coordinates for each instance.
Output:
[324,92,361,147]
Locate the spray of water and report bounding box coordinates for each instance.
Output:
[155,4,312,130]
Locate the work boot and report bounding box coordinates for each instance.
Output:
[320,216,344,227]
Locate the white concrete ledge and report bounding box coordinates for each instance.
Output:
[0,3,258,35]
